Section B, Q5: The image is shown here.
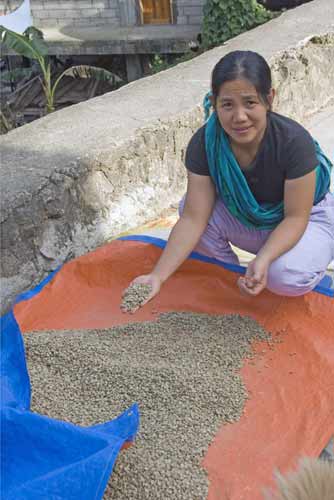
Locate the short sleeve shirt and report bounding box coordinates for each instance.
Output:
[185,111,318,204]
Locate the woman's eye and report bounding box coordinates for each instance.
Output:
[222,103,232,109]
[247,101,256,106]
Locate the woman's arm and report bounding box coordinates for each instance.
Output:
[123,172,216,307]
[152,172,216,282]
[258,169,316,263]
[239,169,316,296]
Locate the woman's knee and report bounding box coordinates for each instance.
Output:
[266,258,323,297]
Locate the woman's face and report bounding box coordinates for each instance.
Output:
[213,79,274,148]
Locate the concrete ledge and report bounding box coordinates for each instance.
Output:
[1,0,334,313]
[0,25,202,56]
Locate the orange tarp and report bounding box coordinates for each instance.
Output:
[14,240,334,499]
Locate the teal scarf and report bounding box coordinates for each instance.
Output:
[203,94,333,230]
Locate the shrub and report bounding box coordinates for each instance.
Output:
[202,0,273,49]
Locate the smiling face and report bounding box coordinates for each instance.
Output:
[213,79,274,150]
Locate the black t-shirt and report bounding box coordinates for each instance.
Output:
[185,111,318,204]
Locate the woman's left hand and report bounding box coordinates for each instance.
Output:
[238,256,270,296]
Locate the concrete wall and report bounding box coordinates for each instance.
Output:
[0,0,203,28]
[176,0,205,26]
[1,0,334,313]
[0,0,121,28]
[35,0,121,28]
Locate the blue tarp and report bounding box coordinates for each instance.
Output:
[1,298,139,499]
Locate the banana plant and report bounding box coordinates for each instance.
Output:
[48,64,123,112]
[0,25,122,113]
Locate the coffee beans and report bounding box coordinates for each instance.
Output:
[24,312,270,499]
[121,283,153,312]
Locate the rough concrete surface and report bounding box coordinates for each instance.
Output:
[1,0,334,312]
[307,104,334,197]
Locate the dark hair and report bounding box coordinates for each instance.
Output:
[211,51,272,107]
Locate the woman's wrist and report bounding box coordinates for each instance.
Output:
[256,248,274,265]
[151,269,168,284]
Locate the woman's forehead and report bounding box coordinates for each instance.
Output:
[217,79,258,98]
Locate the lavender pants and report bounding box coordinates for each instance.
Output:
[179,193,334,296]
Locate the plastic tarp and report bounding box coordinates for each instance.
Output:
[1,277,139,499]
[2,236,334,499]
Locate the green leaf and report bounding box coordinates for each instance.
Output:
[24,26,44,40]
[0,26,48,60]
[202,0,272,48]
[61,65,123,85]
[23,26,48,54]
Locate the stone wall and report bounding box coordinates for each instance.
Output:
[1,0,334,313]
[34,0,121,28]
[0,0,123,28]
[0,0,203,28]
[176,0,205,26]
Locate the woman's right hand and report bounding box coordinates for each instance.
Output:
[122,273,162,312]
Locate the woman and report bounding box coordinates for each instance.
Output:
[125,50,333,304]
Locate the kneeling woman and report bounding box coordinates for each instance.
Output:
[126,50,333,303]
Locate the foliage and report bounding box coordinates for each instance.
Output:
[62,65,122,85]
[0,26,48,60]
[0,109,13,134]
[202,0,273,49]
[0,26,122,114]
[150,54,171,74]
[149,50,201,75]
